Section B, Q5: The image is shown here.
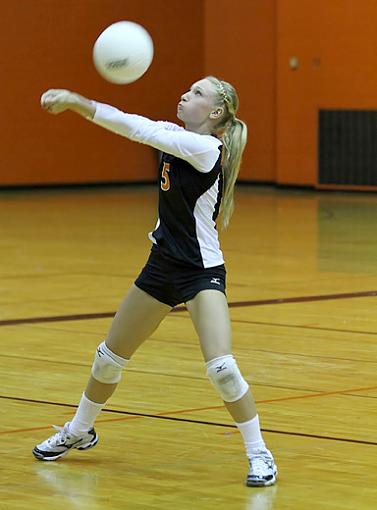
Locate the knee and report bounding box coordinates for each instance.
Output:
[91,341,129,384]
[206,355,249,402]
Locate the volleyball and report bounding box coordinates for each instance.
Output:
[93,21,154,84]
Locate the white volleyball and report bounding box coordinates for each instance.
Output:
[93,21,154,84]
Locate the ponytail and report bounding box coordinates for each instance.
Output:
[205,76,248,230]
[221,118,247,229]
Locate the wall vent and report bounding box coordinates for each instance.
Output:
[319,110,377,185]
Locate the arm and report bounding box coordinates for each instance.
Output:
[40,90,221,173]
[91,102,222,173]
[41,89,95,119]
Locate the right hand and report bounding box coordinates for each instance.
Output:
[40,89,75,115]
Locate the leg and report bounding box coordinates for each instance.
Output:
[185,289,256,422]
[33,284,171,461]
[185,289,277,486]
[85,284,172,403]
[74,283,171,429]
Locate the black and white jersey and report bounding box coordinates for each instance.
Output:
[149,150,224,268]
[92,102,225,268]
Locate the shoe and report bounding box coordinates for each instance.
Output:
[246,449,277,487]
[32,422,98,461]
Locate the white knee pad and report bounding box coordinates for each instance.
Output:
[206,355,249,402]
[91,341,128,384]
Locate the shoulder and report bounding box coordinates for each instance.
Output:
[202,134,223,150]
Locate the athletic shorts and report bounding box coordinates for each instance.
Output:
[134,246,226,308]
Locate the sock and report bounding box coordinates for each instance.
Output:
[236,414,266,457]
[68,393,104,436]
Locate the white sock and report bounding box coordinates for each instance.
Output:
[236,415,266,457]
[68,393,104,436]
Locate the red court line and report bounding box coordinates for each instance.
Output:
[233,318,377,337]
[2,383,376,436]
[256,384,377,404]
[1,289,376,326]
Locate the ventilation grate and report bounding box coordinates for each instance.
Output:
[319,110,377,185]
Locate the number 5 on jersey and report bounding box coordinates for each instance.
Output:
[161,162,171,191]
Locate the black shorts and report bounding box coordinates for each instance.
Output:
[134,246,226,308]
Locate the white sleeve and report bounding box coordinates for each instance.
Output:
[92,102,222,173]
[155,120,183,131]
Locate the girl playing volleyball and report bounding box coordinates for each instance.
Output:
[34,77,277,487]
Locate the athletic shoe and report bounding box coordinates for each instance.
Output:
[32,422,98,461]
[246,448,277,487]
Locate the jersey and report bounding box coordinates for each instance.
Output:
[149,150,224,268]
[92,101,225,268]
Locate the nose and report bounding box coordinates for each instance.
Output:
[181,91,189,102]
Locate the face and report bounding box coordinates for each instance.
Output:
[177,79,220,130]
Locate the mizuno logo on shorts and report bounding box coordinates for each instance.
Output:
[210,278,221,285]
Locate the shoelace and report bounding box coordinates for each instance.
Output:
[249,452,273,477]
[47,425,69,446]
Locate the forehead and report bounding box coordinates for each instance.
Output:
[191,79,217,96]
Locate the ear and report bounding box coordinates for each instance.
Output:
[209,106,224,119]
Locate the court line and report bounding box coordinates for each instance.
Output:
[3,350,376,384]
[1,289,376,327]
[6,349,375,399]
[0,312,114,326]
[2,383,376,416]
[1,383,377,445]
[1,400,376,447]
[233,318,377,337]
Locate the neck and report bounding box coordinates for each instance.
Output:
[184,121,212,135]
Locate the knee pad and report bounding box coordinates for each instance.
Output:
[91,341,129,384]
[206,355,249,402]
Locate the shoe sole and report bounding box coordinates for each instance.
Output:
[32,435,99,461]
[246,468,278,487]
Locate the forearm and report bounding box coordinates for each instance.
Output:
[68,93,96,120]
[91,102,156,140]
[92,102,221,172]
[41,88,96,119]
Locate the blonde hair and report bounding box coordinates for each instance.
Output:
[206,76,247,230]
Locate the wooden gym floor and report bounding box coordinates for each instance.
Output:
[0,185,376,510]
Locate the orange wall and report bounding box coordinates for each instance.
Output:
[0,0,276,187]
[0,1,203,186]
[204,0,276,182]
[208,0,377,186]
[3,1,377,188]
[277,0,377,186]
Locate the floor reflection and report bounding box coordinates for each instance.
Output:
[34,462,101,509]
[245,485,278,510]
